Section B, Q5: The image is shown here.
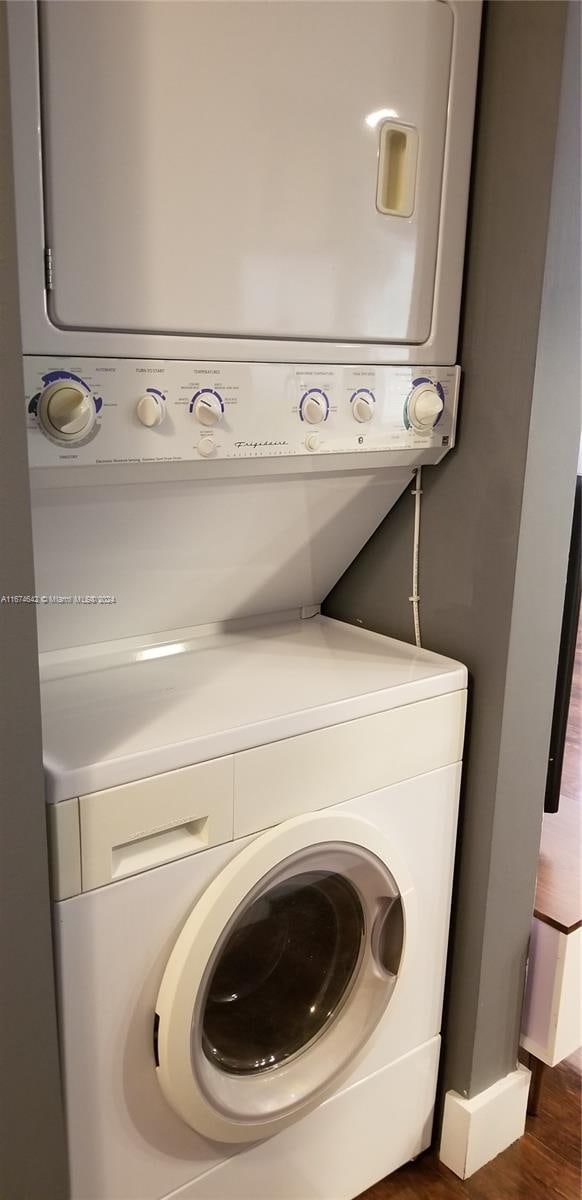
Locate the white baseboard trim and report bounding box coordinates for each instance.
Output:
[439,1064,531,1179]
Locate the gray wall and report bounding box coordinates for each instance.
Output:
[326,0,578,1099]
[0,3,69,1195]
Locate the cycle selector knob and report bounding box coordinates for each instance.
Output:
[300,390,329,425]
[192,389,224,427]
[405,382,444,432]
[37,380,96,443]
[351,390,375,423]
[137,392,166,428]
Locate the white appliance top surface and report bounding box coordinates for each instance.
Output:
[41,615,467,803]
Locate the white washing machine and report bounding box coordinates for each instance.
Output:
[43,615,467,1200]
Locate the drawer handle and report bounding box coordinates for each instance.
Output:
[376,122,419,217]
[111,817,209,879]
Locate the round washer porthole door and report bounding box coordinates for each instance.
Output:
[155,810,416,1143]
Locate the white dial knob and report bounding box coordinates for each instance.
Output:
[406,383,444,432]
[352,392,375,423]
[301,393,328,425]
[192,392,223,427]
[137,392,165,428]
[197,437,215,457]
[305,432,321,451]
[38,381,96,442]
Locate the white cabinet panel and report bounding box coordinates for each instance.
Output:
[234,691,466,836]
[40,1,452,344]
[521,920,582,1067]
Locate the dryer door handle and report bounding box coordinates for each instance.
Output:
[376,122,419,218]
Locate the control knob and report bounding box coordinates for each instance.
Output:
[300,390,329,425]
[137,392,166,428]
[405,382,444,432]
[351,390,375,423]
[37,380,96,443]
[192,390,224,427]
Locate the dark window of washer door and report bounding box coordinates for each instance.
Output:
[201,871,365,1075]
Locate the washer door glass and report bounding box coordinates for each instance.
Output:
[202,870,364,1075]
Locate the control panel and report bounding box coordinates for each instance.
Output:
[24,359,459,469]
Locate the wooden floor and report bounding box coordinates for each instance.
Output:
[359,620,581,1199]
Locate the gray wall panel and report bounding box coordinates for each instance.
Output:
[0,2,69,1194]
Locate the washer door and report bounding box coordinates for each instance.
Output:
[155,811,415,1142]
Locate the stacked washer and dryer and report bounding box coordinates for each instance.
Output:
[8,3,481,1198]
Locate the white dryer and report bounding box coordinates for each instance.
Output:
[44,615,467,1200]
[8,1,480,365]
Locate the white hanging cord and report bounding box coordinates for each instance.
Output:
[409,467,423,649]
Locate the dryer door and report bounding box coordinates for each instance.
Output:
[155,811,415,1142]
[39,0,453,345]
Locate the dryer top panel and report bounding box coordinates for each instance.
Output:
[40,615,467,803]
[39,0,452,345]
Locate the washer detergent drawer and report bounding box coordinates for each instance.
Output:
[39,0,453,344]
[234,690,466,836]
[49,757,234,897]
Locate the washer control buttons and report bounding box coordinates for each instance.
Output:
[191,389,224,427]
[299,389,329,425]
[136,391,166,428]
[27,362,455,465]
[351,389,375,423]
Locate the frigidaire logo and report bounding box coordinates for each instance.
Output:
[235,440,289,449]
